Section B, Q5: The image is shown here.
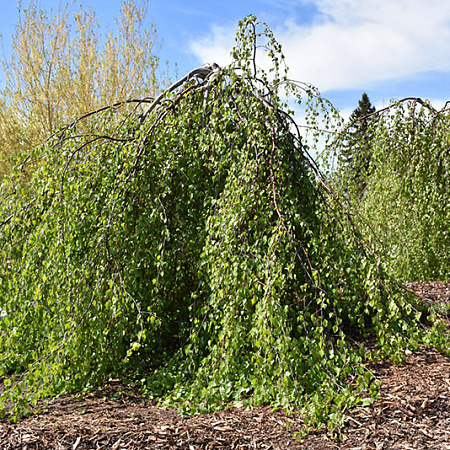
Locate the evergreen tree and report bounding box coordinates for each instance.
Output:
[340,93,376,196]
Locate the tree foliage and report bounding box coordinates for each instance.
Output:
[351,99,450,281]
[0,0,164,179]
[0,17,447,430]
[338,93,376,198]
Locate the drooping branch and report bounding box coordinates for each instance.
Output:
[143,64,222,119]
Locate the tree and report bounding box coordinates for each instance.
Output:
[0,17,446,431]
[356,98,450,281]
[0,0,165,179]
[339,93,376,197]
[330,91,450,282]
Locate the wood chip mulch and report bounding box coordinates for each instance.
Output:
[0,282,449,449]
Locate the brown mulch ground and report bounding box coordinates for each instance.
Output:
[1,283,449,449]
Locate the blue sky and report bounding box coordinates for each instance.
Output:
[0,0,449,117]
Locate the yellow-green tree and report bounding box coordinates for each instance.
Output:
[0,0,165,179]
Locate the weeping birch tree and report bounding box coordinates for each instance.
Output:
[0,17,447,431]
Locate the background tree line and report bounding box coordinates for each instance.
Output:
[0,0,166,179]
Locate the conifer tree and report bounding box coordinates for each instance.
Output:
[339,93,376,196]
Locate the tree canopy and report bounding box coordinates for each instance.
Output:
[349,98,450,281]
[0,0,165,179]
[338,93,376,197]
[0,16,448,432]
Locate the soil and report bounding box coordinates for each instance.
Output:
[1,282,449,449]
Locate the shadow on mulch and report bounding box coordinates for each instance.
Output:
[1,283,449,449]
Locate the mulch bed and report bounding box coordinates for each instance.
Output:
[1,283,449,449]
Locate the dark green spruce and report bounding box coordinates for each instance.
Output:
[339,93,376,197]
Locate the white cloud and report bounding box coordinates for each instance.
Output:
[188,0,450,92]
[427,98,450,111]
[188,25,236,68]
